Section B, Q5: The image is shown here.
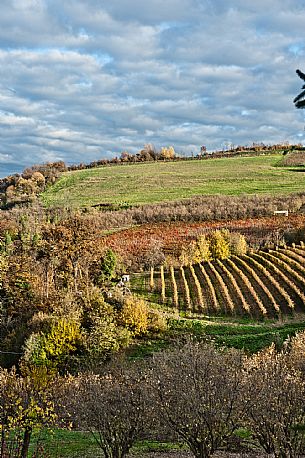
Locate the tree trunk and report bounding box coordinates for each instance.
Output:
[189,440,211,458]
[20,427,32,458]
[1,426,5,458]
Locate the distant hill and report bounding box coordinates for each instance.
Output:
[41,154,305,209]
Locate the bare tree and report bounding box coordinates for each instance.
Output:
[244,345,305,458]
[145,238,165,269]
[138,144,157,161]
[149,341,245,458]
[66,361,152,458]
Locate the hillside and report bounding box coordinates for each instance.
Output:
[41,154,305,208]
[2,151,305,456]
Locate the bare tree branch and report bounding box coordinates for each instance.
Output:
[294,69,305,109]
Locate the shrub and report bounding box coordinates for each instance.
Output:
[118,296,149,336]
[228,232,248,255]
[208,230,230,260]
[285,330,305,374]
[147,308,167,333]
[83,288,131,360]
[22,317,83,373]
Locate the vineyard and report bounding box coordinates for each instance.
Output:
[104,214,305,270]
[133,244,305,318]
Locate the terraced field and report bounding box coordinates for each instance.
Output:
[135,245,305,318]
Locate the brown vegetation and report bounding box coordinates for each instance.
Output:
[104,213,305,270]
[280,150,305,166]
[0,161,67,208]
[58,337,305,458]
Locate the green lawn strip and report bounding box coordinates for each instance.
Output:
[28,429,186,457]
[167,318,305,353]
[215,332,283,353]
[131,440,188,454]
[127,338,171,359]
[28,429,102,458]
[41,155,305,209]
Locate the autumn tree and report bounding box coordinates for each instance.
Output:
[228,231,248,255]
[179,236,211,266]
[160,146,175,160]
[179,241,198,266]
[145,238,165,269]
[0,368,62,458]
[117,296,149,337]
[120,151,133,162]
[138,144,157,161]
[21,317,83,374]
[244,345,305,457]
[195,234,211,261]
[150,341,245,458]
[207,230,230,260]
[36,216,107,294]
[66,361,152,458]
[179,231,246,266]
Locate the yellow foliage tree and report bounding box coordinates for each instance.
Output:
[208,230,230,260]
[0,368,60,458]
[179,241,198,266]
[22,317,83,373]
[160,146,175,159]
[118,296,148,336]
[229,232,248,255]
[195,235,211,262]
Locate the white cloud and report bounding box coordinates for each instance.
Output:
[0,0,305,176]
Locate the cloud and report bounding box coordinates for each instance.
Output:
[0,0,305,177]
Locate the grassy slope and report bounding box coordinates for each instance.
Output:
[127,314,305,357]
[167,317,305,353]
[41,155,305,208]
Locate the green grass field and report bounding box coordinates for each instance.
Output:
[28,429,183,457]
[167,317,305,353]
[127,314,305,357]
[41,155,305,208]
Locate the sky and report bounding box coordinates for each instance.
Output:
[1,0,305,177]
